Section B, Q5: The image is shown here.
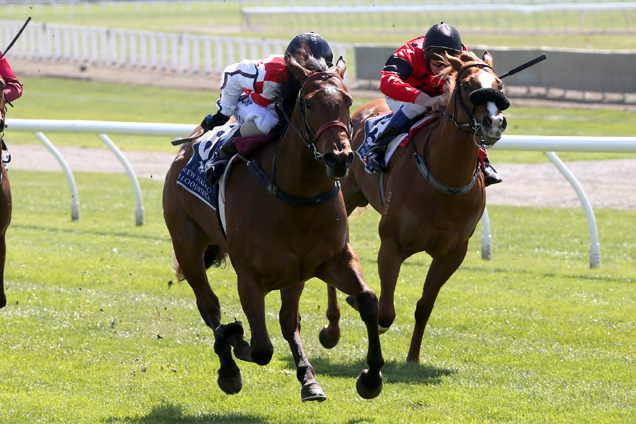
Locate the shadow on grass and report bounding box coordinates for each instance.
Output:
[284,356,454,386]
[115,402,271,424]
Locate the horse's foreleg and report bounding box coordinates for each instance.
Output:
[280,284,326,402]
[407,241,468,363]
[318,285,340,349]
[236,272,273,366]
[376,237,404,333]
[317,244,384,399]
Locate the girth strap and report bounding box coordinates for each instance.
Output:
[246,159,341,206]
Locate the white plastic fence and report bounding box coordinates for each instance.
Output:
[489,135,636,268]
[6,118,195,226]
[0,20,354,82]
[6,118,636,267]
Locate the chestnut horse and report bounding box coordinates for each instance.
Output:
[0,76,11,309]
[320,51,509,363]
[163,49,384,401]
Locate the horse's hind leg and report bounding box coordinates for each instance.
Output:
[166,215,242,394]
[280,284,326,402]
[317,243,384,399]
[407,241,468,363]
[318,285,340,349]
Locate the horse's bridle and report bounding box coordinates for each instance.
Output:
[242,71,352,206]
[282,71,353,161]
[438,63,508,139]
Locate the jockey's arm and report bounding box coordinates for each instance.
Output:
[216,59,261,117]
[0,57,22,102]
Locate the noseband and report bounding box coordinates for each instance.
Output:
[284,72,353,161]
[439,63,509,137]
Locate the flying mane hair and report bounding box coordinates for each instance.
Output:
[277,40,329,117]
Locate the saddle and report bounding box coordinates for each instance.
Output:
[356,113,438,173]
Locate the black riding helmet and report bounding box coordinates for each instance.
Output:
[286,32,334,68]
[423,22,462,61]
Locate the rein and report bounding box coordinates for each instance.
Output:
[410,131,480,196]
[407,63,497,197]
[243,71,351,206]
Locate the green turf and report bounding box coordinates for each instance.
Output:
[0,169,634,423]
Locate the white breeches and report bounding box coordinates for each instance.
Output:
[385,96,429,120]
[233,93,279,135]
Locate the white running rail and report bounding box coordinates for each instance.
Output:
[6,118,636,267]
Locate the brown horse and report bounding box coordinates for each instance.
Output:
[0,76,11,309]
[163,49,384,401]
[320,51,509,363]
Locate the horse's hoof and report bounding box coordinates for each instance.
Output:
[356,369,383,399]
[378,324,390,335]
[345,295,359,311]
[217,370,242,395]
[301,379,327,402]
[215,321,244,340]
[318,326,339,349]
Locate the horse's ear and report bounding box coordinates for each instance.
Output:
[334,56,346,78]
[285,50,311,84]
[447,54,463,72]
[482,50,494,67]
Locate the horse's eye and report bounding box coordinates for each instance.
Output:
[462,82,470,91]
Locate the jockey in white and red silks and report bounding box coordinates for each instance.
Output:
[366,23,501,185]
[201,32,334,186]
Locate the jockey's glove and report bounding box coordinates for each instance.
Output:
[201,112,230,132]
[414,92,449,111]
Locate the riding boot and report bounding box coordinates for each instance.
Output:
[482,156,503,186]
[204,130,241,186]
[365,108,413,174]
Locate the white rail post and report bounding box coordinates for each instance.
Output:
[96,134,145,226]
[33,132,81,221]
[481,207,492,260]
[545,152,600,268]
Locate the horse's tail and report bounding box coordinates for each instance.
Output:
[203,244,227,269]
[172,245,228,281]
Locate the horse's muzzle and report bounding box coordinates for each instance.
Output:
[324,151,354,180]
[481,114,507,146]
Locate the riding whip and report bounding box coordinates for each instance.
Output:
[0,17,32,62]
[499,54,547,79]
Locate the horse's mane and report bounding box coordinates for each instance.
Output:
[277,41,330,118]
[437,51,484,95]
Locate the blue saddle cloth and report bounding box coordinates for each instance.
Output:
[176,124,239,210]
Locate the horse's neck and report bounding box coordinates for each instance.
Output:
[272,131,333,198]
[423,117,480,187]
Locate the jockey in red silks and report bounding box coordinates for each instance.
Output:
[202,32,334,186]
[0,53,22,165]
[0,53,23,102]
[365,23,502,186]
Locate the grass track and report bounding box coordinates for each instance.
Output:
[0,170,634,423]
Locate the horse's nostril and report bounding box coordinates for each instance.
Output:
[323,153,336,167]
[346,152,354,167]
[501,116,508,132]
